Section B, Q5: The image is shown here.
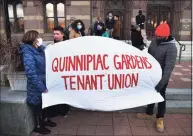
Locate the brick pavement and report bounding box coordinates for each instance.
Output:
[30,61,192,136]
[168,61,192,88]
[31,111,192,136]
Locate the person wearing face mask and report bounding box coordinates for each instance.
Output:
[105,13,115,38]
[69,20,85,39]
[95,22,109,37]
[137,23,177,133]
[19,30,56,135]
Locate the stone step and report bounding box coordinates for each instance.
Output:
[166,88,191,101]
[71,88,192,113]
[71,100,191,114]
[121,100,191,113]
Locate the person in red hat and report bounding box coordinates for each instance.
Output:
[136,23,177,133]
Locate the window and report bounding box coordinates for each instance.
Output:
[146,2,172,37]
[44,0,66,33]
[8,0,24,33]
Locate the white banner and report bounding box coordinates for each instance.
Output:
[43,36,164,111]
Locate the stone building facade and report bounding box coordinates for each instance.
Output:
[0,0,192,41]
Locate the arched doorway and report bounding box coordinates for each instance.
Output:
[146,0,173,38]
[104,0,125,39]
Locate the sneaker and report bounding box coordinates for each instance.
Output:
[44,119,57,127]
[34,127,51,135]
[156,118,164,133]
[136,113,153,120]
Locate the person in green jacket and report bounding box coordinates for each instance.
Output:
[96,22,109,38]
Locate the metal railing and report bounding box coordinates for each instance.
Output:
[176,41,186,64]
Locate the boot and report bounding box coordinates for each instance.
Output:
[136,113,153,120]
[156,118,164,133]
[34,115,51,135]
[44,118,57,127]
[34,127,51,135]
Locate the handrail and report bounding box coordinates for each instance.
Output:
[176,40,186,64]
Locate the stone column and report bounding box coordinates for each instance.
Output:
[130,0,148,42]
[172,1,182,40]
[66,0,90,32]
[179,0,191,41]
[23,0,44,34]
[0,4,5,36]
[130,0,147,25]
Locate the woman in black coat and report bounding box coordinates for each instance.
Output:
[130,25,144,50]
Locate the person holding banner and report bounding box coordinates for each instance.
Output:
[19,30,57,135]
[53,26,67,43]
[137,23,177,133]
[45,26,71,118]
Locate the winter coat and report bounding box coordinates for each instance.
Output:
[113,20,121,37]
[69,29,81,39]
[148,36,177,91]
[19,44,47,105]
[95,22,105,36]
[131,29,144,50]
[105,18,115,30]
[136,14,145,29]
[64,24,71,40]
[94,21,100,35]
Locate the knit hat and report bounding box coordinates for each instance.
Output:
[155,23,170,37]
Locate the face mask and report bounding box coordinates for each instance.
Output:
[36,38,43,46]
[77,25,82,30]
[109,17,112,19]
[156,37,165,45]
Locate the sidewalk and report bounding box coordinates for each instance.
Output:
[168,61,192,88]
[31,111,192,136]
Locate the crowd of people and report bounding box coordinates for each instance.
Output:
[60,11,146,50]
[18,9,177,135]
[60,13,121,40]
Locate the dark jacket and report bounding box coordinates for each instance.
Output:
[95,22,105,36]
[105,18,115,29]
[136,14,145,29]
[94,21,100,35]
[148,36,177,91]
[64,25,71,40]
[19,44,47,105]
[54,36,66,43]
[131,29,144,50]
